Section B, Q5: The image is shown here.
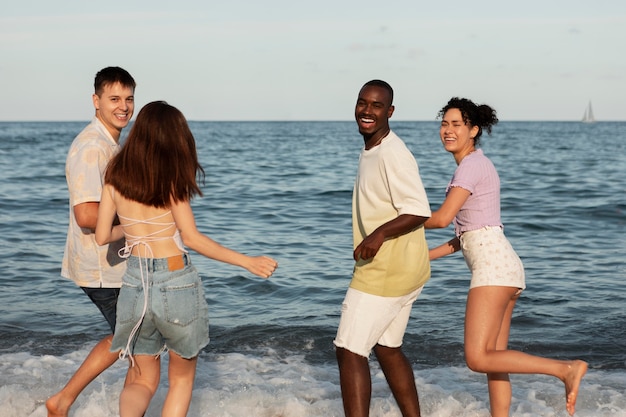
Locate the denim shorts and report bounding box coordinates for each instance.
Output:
[81,287,120,333]
[111,255,210,359]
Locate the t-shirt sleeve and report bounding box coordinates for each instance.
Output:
[385,147,431,217]
[449,157,481,194]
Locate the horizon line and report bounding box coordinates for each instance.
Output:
[0,119,624,123]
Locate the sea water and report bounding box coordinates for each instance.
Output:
[0,120,624,416]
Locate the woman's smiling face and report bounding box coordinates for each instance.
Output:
[440,108,479,162]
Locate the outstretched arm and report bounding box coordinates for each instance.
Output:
[424,186,469,260]
[429,237,460,260]
[424,186,471,229]
[171,198,277,278]
[354,214,428,261]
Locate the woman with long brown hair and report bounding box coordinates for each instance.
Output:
[96,101,277,417]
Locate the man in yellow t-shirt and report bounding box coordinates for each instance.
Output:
[334,80,431,417]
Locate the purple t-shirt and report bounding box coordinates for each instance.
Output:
[446,149,502,236]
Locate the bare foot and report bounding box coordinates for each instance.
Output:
[45,392,71,417]
[564,360,588,416]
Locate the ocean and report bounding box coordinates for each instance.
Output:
[0,120,624,417]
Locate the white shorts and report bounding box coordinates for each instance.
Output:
[460,226,526,290]
[333,286,423,358]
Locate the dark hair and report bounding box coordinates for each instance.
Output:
[438,97,498,146]
[105,101,205,207]
[94,66,136,96]
[362,79,394,105]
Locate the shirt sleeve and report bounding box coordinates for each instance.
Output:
[449,157,481,194]
[67,142,107,207]
[384,144,431,217]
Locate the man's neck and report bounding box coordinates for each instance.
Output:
[363,129,390,150]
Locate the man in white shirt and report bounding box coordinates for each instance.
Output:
[47,66,135,417]
[334,80,431,417]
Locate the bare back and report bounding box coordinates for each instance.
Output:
[113,193,185,259]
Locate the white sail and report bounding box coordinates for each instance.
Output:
[582,101,595,123]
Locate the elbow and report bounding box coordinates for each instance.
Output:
[76,218,94,230]
[425,218,450,229]
[179,233,196,251]
[434,219,452,229]
[74,211,98,230]
[94,230,109,246]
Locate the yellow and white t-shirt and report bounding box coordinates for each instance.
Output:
[350,131,431,297]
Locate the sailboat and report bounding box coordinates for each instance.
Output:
[582,101,595,123]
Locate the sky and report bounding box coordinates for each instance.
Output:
[1,0,625,121]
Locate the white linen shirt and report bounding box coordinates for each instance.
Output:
[61,117,126,288]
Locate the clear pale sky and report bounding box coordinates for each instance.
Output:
[2,1,625,121]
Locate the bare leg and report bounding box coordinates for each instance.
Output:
[119,355,161,417]
[465,286,588,417]
[46,335,118,417]
[486,292,517,417]
[336,347,371,417]
[374,344,421,417]
[161,352,198,417]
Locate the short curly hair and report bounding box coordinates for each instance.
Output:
[438,97,498,146]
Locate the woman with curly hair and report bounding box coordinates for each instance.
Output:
[425,97,587,417]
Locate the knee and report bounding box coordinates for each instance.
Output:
[464,351,488,373]
[168,376,195,392]
[121,380,158,402]
[373,344,404,361]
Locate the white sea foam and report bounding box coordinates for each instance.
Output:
[1,347,625,417]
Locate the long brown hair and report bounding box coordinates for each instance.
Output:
[105,101,204,207]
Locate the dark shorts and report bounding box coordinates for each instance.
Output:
[81,287,120,333]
